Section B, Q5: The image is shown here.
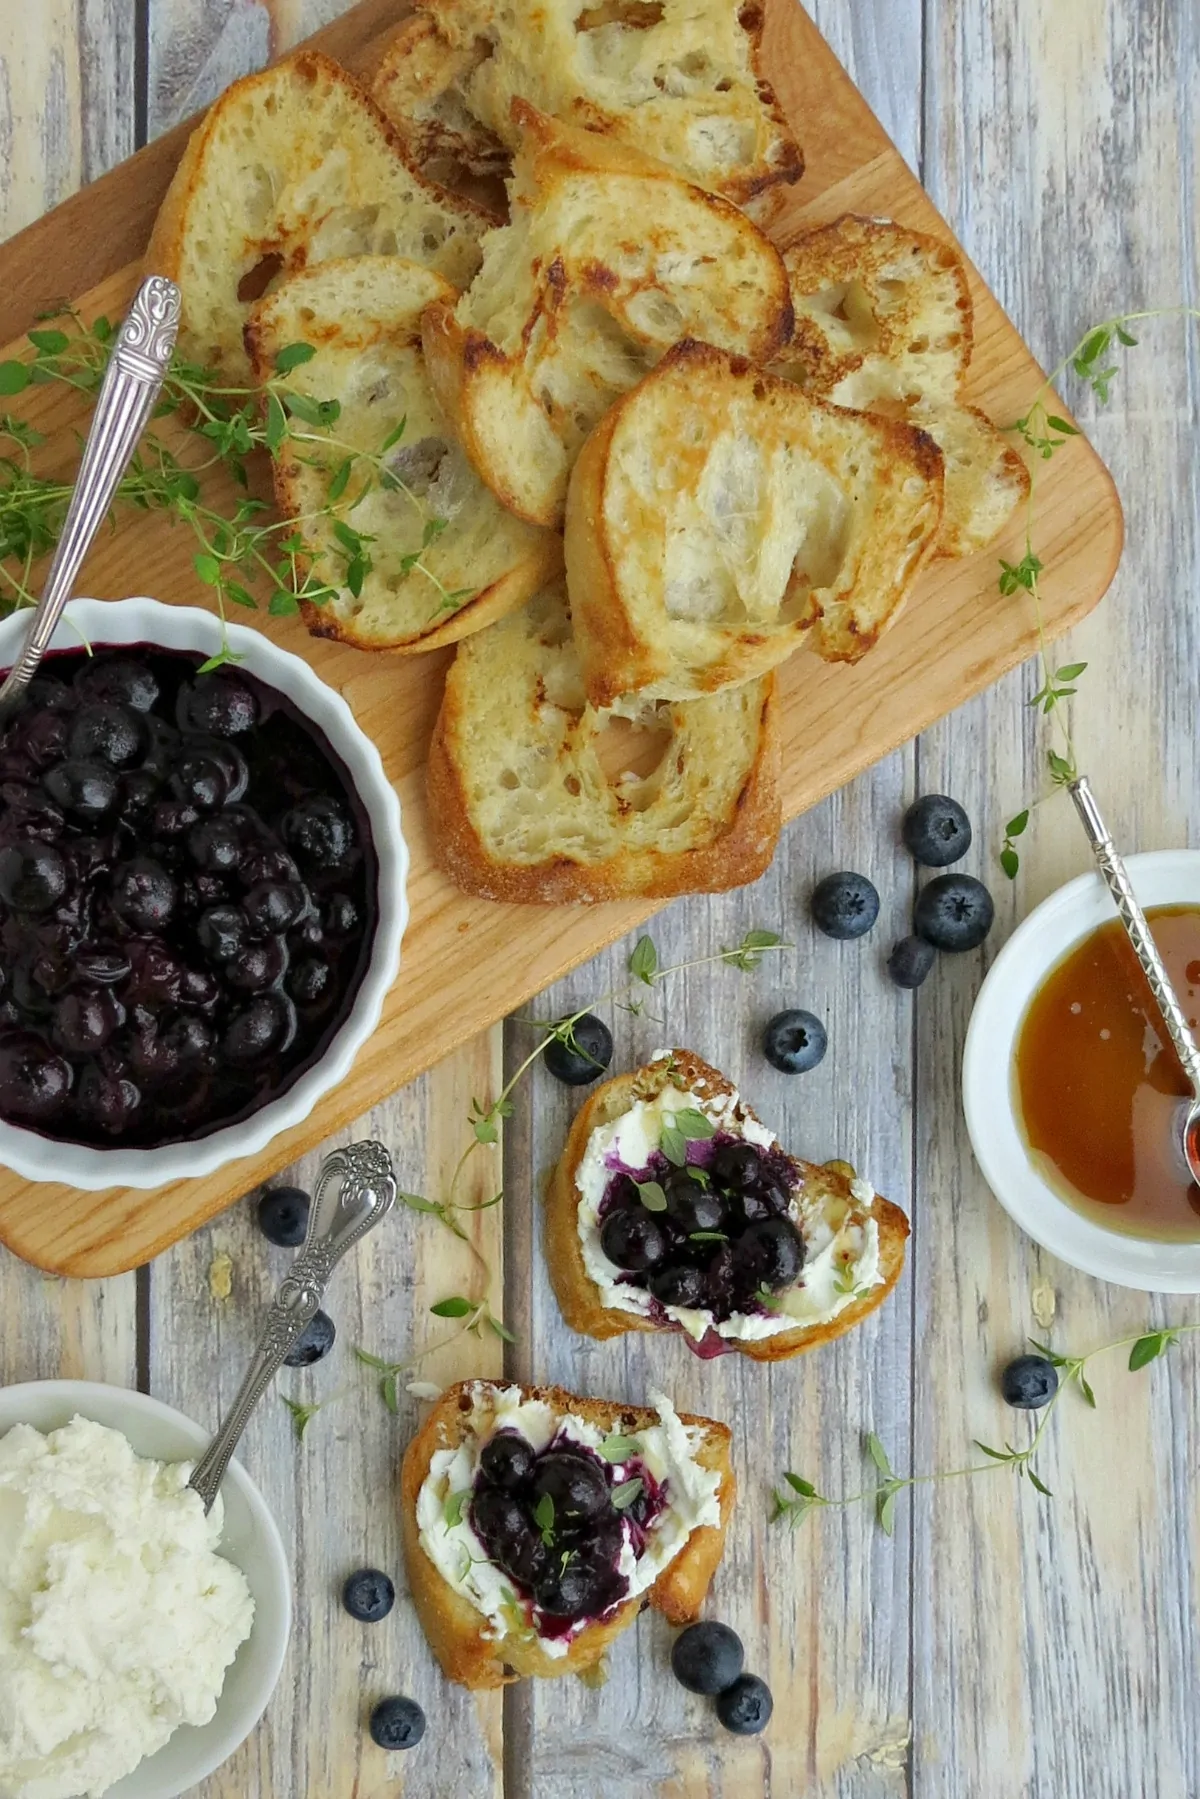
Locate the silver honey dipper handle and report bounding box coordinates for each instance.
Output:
[0,274,181,723]
[188,1141,396,1512]
[1069,776,1200,1100]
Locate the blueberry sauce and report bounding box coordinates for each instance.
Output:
[0,647,378,1147]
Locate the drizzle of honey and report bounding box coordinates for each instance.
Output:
[1015,905,1200,1242]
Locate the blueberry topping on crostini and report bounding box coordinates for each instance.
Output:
[671,1620,745,1695]
[649,1262,709,1309]
[762,1008,827,1073]
[342,1568,395,1623]
[733,1217,805,1292]
[283,1308,335,1366]
[1000,1354,1059,1410]
[543,1012,614,1085]
[716,1673,774,1735]
[711,1141,761,1190]
[532,1452,611,1522]
[914,873,995,953]
[601,1206,670,1270]
[256,1185,311,1247]
[369,1695,426,1751]
[902,793,973,867]
[663,1168,725,1233]
[478,1429,538,1491]
[887,934,936,989]
[810,871,880,940]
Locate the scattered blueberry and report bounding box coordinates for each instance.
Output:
[257,1185,311,1247]
[543,1013,614,1085]
[284,1308,335,1366]
[1000,1354,1059,1410]
[342,1567,395,1623]
[369,1695,426,1752]
[913,873,995,953]
[671,1621,745,1695]
[716,1672,774,1735]
[902,794,973,868]
[810,871,880,940]
[886,935,936,990]
[762,1008,827,1073]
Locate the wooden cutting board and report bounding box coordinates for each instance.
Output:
[0,0,1122,1277]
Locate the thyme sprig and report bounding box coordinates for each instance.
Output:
[771,1323,1200,1534]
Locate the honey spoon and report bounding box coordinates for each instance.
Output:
[188,1140,396,1511]
[1069,776,1200,1184]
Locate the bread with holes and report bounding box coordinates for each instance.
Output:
[426,582,780,901]
[372,0,802,208]
[545,1049,910,1362]
[564,338,944,702]
[401,1378,735,1686]
[771,215,1030,557]
[421,103,794,528]
[146,50,490,382]
[243,257,561,651]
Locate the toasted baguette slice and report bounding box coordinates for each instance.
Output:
[401,1379,735,1686]
[565,338,944,701]
[772,215,1031,557]
[372,0,802,207]
[421,103,794,528]
[371,13,510,197]
[546,1049,910,1362]
[427,583,781,901]
[146,50,490,382]
[244,258,561,651]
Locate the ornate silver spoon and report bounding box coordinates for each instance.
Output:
[188,1140,397,1511]
[1069,776,1200,1183]
[0,274,181,724]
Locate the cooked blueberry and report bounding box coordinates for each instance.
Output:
[712,1142,761,1192]
[342,1567,395,1623]
[533,1555,610,1620]
[169,752,227,811]
[223,993,295,1064]
[284,1308,335,1366]
[902,793,973,868]
[704,1241,737,1313]
[256,1185,310,1247]
[913,874,994,953]
[1,784,64,839]
[1000,1354,1059,1410]
[74,1063,139,1133]
[543,1013,614,1085]
[123,940,184,1005]
[0,843,68,913]
[74,951,130,986]
[239,845,301,890]
[734,1217,805,1293]
[479,1430,537,1491]
[179,967,221,1010]
[321,892,361,938]
[600,1207,669,1271]
[42,759,118,820]
[0,1032,72,1120]
[111,859,176,932]
[152,798,201,838]
[670,1620,745,1695]
[887,934,936,989]
[369,1695,425,1752]
[52,988,123,1056]
[762,1009,827,1074]
[178,672,258,737]
[75,656,159,712]
[716,1673,773,1735]
[531,1451,610,1522]
[160,1013,215,1068]
[68,703,144,768]
[118,767,161,820]
[810,871,880,940]
[284,796,353,869]
[127,1019,182,1086]
[471,1488,531,1560]
[663,1169,725,1233]
[227,937,287,992]
[188,814,245,872]
[649,1263,708,1309]
[197,904,248,964]
[244,880,309,936]
[288,957,333,1006]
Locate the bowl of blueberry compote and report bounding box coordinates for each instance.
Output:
[0,598,406,1188]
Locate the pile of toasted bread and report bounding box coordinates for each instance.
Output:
[148,1,1029,906]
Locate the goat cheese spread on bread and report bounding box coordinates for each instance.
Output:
[0,1415,254,1799]
[576,1079,882,1340]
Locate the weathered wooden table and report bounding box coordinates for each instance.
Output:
[2,3,1198,1795]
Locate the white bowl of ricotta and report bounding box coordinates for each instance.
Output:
[0,1380,291,1799]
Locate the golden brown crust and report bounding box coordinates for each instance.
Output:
[544,1050,910,1361]
[400,1379,734,1687]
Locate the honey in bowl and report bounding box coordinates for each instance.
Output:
[1015,905,1200,1242]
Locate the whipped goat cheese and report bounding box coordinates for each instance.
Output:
[575,1069,883,1340]
[415,1386,721,1654]
[0,1416,254,1799]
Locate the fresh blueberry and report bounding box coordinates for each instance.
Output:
[342,1567,395,1623]
[369,1695,425,1751]
[762,1009,827,1073]
[914,874,995,953]
[601,1206,668,1271]
[902,794,973,868]
[810,871,880,940]
[479,1430,537,1491]
[716,1673,774,1735]
[257,1185,310,1247]
[887,935,936,989]
[670,1620,745,1695]
[284,1308,335,1366]
[543,1013,614,1086]
[1000,1354,1059,1410]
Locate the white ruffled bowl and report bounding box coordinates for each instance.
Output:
[0,598,407,1189]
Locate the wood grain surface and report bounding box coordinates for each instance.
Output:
[0,0,1121,1279]
[1,3,1197,1798]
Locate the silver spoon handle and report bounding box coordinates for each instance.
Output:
[0,275,181,717]
[1070,776,1200,1099]
[188,1141,397,1511]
